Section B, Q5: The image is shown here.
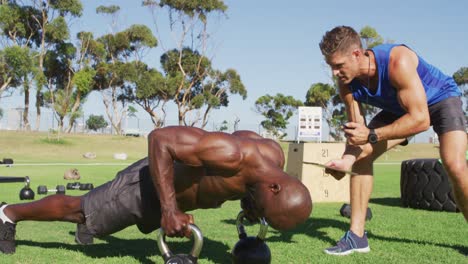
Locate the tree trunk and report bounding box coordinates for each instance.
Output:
[111,88,122,135]
[200,105,212,129]
[35,90,42,131]
[178,107,184,126]
[101,88,122,135]
[149,109,164,128]
[23,86,30,131]
[65,92,82,133]
[35,7,47,131]
[0,77,12,95]
[58,116,65,133]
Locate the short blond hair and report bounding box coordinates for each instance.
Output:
[319,26,362,57]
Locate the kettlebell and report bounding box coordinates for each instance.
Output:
[19,176,35,200]
[156,224,204,264]
[231,210,271,264]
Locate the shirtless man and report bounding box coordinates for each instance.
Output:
[0,126,312,254]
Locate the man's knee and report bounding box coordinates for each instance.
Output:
[355,143,381,163]
[442,158,468,184]
[353,156,374,175]
[360,144,374,159]
[56,195,84,222]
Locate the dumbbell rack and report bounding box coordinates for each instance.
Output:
[1,176,95,200]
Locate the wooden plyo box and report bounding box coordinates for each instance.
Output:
[285,142,350,203]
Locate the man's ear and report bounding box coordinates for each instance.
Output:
[352,47,366,58]
[269,183,281,194]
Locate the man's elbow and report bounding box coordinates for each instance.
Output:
[148,128,166,152]
[413,114,430,133]
[148,129,158,145]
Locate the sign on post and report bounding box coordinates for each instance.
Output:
[297,106,322,142]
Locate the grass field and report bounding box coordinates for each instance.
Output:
[0,130,466,264]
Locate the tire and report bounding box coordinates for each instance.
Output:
[400,158,459,212]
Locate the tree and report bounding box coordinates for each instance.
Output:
[127,105,138,118]
[360,26,384,49]
[255,93,303,139]
[86,114,108,131]
[0,3,41,130]
[120,61,173,127]
[96,4,120,30]
[31,0,83,131]
[42,35,95,134]
[93,9,158,134]
[141,0,245,128]
[0,46,33,98]
[159,48,246,127]
[233,116,240,131]
[125,104,141,130]
[96,5,120,14]
[200,68,247,128]
[453,67,468,115]
[218,120,228,132]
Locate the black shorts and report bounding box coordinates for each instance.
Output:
[81,158,162,237]
[369,96,466,143]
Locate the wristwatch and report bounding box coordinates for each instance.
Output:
[368,128,378,144]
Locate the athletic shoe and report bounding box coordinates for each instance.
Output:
[324,230,370,255]
[75,223,94,245]
[0,203,16,254]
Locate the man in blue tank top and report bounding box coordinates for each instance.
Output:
[318,25,467,256]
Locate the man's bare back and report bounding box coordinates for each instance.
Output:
[172,130,286,211]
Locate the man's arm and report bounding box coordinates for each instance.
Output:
[340,47,430,145]
[372,46,430,141]
[147,127,204,237]
[339,82,366,164]
[322,82,366,179]
[148,127,244,236]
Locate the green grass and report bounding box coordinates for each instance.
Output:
[0,131,467,263]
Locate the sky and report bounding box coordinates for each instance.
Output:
[1,0,467,141]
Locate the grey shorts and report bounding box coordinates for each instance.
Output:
[369,96,466,143]
[81,158,162,237]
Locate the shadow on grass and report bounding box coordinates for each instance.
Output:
[298,218,467,256]
[367,233,468,256]
[16,217,467,261]
[224,217,467,256]
[222,217,348,245]
[16,231,232,264]
[369,197,402,207]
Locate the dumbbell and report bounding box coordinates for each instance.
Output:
[66,182,94,190]
[37,185,66,195]
[339,203,373,221]
[66,182,81,190]
[80,183,94,190]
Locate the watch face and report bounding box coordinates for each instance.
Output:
[369,134,378,144]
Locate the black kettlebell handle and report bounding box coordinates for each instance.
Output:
[236,210,268,240]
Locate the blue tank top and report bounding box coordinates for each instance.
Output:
[349,44,461,116]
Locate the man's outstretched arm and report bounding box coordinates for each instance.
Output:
[147,127,203,237]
